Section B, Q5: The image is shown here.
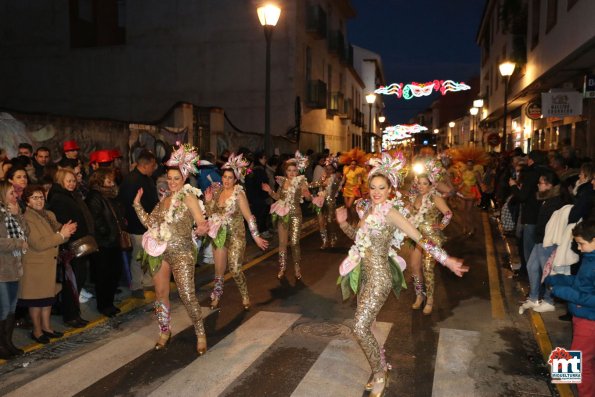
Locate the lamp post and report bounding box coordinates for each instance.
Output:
[499,61,515,153]
[365,93,376,151]
[448,121,455,146]
[257,4,281,156]
[470,107,479,147]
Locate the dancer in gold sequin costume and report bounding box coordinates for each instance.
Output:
[133,145,209,354]
[310,157,341,249]
[204,154,269,310]
[409,158,452,315]
[263,153,312,280]
[337,152,468,397]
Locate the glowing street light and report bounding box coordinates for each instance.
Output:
[473,99,484,108]
[499,61,516,152]
[257,4,281,156]
[365,93,376,151]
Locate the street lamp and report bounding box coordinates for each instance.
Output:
[365,93,376,151]
[257,4,281,156]
[469,107,479,147]
[448,121,455,146]
[473,99,484,109]
[499,61,516,153]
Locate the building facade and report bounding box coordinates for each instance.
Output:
[0,0,369,158]
[477,0,595,158]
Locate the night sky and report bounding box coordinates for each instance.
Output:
[348,0,486,124]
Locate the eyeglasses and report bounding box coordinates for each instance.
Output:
[30,195,45,200]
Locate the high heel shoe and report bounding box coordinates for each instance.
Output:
[197,335,207,355]
[295,268,302,280]
[369,371,388,397]
[411,295,424,310]
[154,331,171,350]
[364,373,374,391]
[242,297,251,311]
[277,269,285,280]
[423,297,434,315]
[210,298,219,310]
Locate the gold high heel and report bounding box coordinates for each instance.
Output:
[365,373,374,391]
[411,295,424,310]
[210,298,219,310]
[295,269,302,280]
[423,297,434,315]
[197,335,207,355]
[242,297,251,311]
[369,371,388,397]
[154,331,171,350]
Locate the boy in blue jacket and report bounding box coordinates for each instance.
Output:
[547,220,595,396]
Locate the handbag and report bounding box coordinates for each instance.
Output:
[107,200,133,251]
[69,235,99,258]
[500,197,516,232]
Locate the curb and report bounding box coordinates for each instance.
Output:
[1,217,320,366]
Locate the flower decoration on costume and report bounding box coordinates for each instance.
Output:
[222,153,250,182]
[324,155,339,169]
[367,151,407,188]
[293,150,309,173]
[166,142,200,179]
[412,156,444,185]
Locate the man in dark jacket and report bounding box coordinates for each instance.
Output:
[509,150,548,265]
[117,150,158,298]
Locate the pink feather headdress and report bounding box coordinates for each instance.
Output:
[222,153,250,182]
[166,143,200,180]
[367,151,407,188]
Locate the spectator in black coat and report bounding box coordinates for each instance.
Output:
[117,150,158,298]
[509,150,548,264]
[86,168,124,317]
[569,162,594,224]
[245,152,271,237]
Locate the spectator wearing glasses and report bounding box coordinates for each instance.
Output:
[20,185,77,343]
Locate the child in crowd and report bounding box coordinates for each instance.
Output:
[547,220,595,397]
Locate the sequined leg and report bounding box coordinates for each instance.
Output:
[289,214,302,278]
[171,258,205,337]
[353,274,392,373]
[422,253,435,300]
[411,275,425,309]
[278,250,287,279]
[319,227,328,249]
[154,300,171,333]
[228,238,249,302]
[210,276,224,307]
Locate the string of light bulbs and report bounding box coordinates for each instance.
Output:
[374,80,470,99]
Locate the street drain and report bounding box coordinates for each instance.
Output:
[292,321,352,339]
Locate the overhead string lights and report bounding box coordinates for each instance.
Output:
[374,80,471,100]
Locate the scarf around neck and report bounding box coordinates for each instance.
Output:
[1,203,25,256]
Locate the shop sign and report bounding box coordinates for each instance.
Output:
[541,91,583,117]
[487,133,501,147]
[585,74,595,98]
[525,101,542,120]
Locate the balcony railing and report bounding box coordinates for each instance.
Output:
[306,79,327,109]
[328,30,344,55]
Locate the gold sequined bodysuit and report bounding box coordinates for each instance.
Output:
[275,176,305,272]
[310,174,341,247]
[134,199,205,338]
[206,185,249,301]
[353,208,396,374]
[412,194,445,300]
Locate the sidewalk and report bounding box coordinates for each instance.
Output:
[492,214,575,397]
[2,217,320,366]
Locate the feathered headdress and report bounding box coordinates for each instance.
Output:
[290,150,309,173]
[367,151,407,188]
[324,155,339,169]
[166,143,200,179]
[451,147,489,166]
[339,148,367,166]
[412,156,444,185]
[222,153,250,182]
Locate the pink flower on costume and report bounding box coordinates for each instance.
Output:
[270,201,289,217]
[208,218,223,239]
[142,232,167,257]
[312,194,325,208]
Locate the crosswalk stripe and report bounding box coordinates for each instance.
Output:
[292,321,392,397]
[431,328,480,397]
[4,305,199,397]
[149,311,301,397]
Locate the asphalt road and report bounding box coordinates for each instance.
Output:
[0,208,556,397]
